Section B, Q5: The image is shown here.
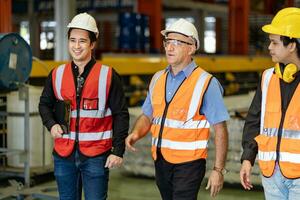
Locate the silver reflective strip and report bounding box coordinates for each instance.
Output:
[71,108,112,118]
[55,64,66,100]
[280,152,300,163]
[282,129,300,139]
[257,151,276,161]
[187,71,210,120]
[152,137,158,146]
[62,130,112,141]
[261,127,278,137]
[152,137,208,150]
[260,68,274,133]
[98,65,109,111]
[152,117,162,125]
[149,70,165,101]
[152,117,209,129]
[258,151,300,164]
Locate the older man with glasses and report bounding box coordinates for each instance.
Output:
[126,18,229,200]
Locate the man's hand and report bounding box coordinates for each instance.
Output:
[205,170,224,197]
[105,154,123,169]
[50,124,63,138]
[240,160,253,190]
[125,133,140,152]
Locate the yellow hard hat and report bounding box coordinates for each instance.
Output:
[262,7,300,38]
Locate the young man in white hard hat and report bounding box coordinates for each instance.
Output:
[240,7,300,200]
[126,18,229,199]
[39,13,129,200]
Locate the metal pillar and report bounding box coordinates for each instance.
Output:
[137,0,162,53]
[0,0,12,33]
[228,0,249,55]
[54,0,76,61]
[28,0,40,58]
[18,85,31,187]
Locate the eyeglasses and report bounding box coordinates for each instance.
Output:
[163,38,193,47]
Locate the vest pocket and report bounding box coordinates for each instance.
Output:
[83,98,98,110]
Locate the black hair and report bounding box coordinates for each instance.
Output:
[280,36,300,59]
[67,28,97,44]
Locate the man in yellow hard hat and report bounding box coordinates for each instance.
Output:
[126,18,229,199]
[39,13,129,200]
[240,7,300,200]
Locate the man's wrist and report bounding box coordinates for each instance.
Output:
[213,166,228,175]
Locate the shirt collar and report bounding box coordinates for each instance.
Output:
[166,60,197,78]
[71,57,96,79]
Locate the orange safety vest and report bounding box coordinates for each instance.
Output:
[149,67,212,164]
[255,67,300,178]
[52,62,113,157]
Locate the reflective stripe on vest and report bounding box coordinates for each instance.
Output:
[149,70,165,104]
[150,67,211,164]
[62,130,112,141]
[260,68,273,134]
[71,108,112,118]
[152,117,209,129]
[187,71,210,120]
[152,137,208,150]
[258,151,300,163]
[54,64,66,100]
[258,67,300,178]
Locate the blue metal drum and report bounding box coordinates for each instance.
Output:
[0,33,32,90]
[118,12,150,52]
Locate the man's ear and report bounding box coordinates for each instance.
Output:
[289,42,296,52]
[90,41,96,50]
[188,45,196,55]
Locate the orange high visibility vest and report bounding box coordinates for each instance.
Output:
[149,67,212,164]
[256,68,300,178]
[52,62,113,157]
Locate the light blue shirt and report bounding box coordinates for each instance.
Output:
[142,60,229,125]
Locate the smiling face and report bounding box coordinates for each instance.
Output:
[68,28,95,65]
[164,33,196,73]
[268,34,292,64]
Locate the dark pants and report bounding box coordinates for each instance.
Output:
[154,151,206,200]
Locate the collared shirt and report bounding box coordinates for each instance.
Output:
[142,60,229,125]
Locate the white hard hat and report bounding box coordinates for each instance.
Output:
[161,18,199,50]
[67,12,99,38]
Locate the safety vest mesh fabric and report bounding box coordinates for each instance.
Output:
[52,62,113,157]
[150,67,212,164]
[257,67,300,178]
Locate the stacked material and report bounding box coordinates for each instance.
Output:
[123,107,155,177]
[124,92,262,185]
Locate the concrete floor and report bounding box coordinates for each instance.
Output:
[109,170,264,200]
[0,170,265,200]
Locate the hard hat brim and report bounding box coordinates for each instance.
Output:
[67,25,99,38]
[161,30,191,38]
[262,24,281,35]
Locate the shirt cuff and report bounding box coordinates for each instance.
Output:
[111,146,125,158]
[241,148,257,166]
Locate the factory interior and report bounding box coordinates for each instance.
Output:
[0,0,299,199]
